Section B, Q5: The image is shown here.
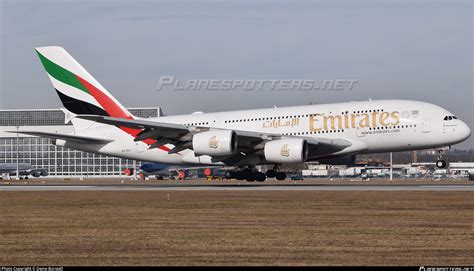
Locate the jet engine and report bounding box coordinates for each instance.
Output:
[264,138,308,163]
[192,130,237,156]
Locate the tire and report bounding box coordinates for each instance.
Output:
[225,171,234,179]
[266,169,277,178]
[245,175,256,182]
[275,172,287,181]
[436,160,446,169]
[242,168,254,181]
[234,172,244,181]
[254,172,266,182]
[242,168,252,177]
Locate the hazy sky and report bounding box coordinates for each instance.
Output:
[0,0,472,148]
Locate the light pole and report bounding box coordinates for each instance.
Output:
[389,152,393,181]
[133,159,137,180]
[16,125,19,180]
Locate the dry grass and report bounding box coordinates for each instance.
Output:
[1,191,473,266]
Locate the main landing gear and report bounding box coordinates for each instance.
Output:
[225,166,287,182]
[265,167,287,181]
[436,149,448,169]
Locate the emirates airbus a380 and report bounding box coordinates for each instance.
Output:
[14,46,471,181]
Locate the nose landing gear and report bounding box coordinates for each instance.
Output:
[436,159,447,169]
[436,149,448,169]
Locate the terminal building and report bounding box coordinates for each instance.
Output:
[0,108,161,177]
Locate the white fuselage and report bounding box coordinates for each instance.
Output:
[61,100,471,165]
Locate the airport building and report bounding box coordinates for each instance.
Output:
[0,108,161,177]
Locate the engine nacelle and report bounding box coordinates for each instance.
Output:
[319,155,356,166]
[192,130,237,156]
[264,138,308,163]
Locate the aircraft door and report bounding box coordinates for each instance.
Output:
[356,127,367,137]
[421,120,431,133]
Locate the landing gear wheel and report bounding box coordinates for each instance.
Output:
[224,171,234,179]
[436,149,448,169]
[254,172,266,182]
[275,172,287,181]
[241,168,252,176]
[245,175,256,182]
[436,160,447,169]
[234,172,244,181]
[266,169,277,178]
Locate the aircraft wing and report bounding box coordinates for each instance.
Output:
[78,114,360,163]
[7,131,113,144]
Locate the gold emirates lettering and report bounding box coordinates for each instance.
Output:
[309,111,400,131]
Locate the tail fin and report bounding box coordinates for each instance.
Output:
[35,46,134,119]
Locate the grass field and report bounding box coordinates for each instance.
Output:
[1,191,473,266]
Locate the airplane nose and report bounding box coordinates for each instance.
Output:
[459,121,471,141]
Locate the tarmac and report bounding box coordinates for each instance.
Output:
[1,183,473,191]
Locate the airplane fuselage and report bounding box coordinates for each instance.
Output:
[61,99,471,165]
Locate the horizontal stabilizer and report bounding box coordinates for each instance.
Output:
[78,115,187,130]
[7,131,113,144]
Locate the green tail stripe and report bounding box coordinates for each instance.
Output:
[36,50,90,95]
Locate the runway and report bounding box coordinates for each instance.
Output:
[1,183,473,191]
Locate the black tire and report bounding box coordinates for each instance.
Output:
[245,175,256,182]
[242,168,252,177]
[266,169,277,178]
[242,168,254,181]
[234,172,244,181]
[224,171,234,179]
[254,172,266,182]
[436,160,446,169]
[275,172,286,181]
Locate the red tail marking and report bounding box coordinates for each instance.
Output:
[75,74,172,152]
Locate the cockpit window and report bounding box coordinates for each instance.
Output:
[444,116,457,121]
